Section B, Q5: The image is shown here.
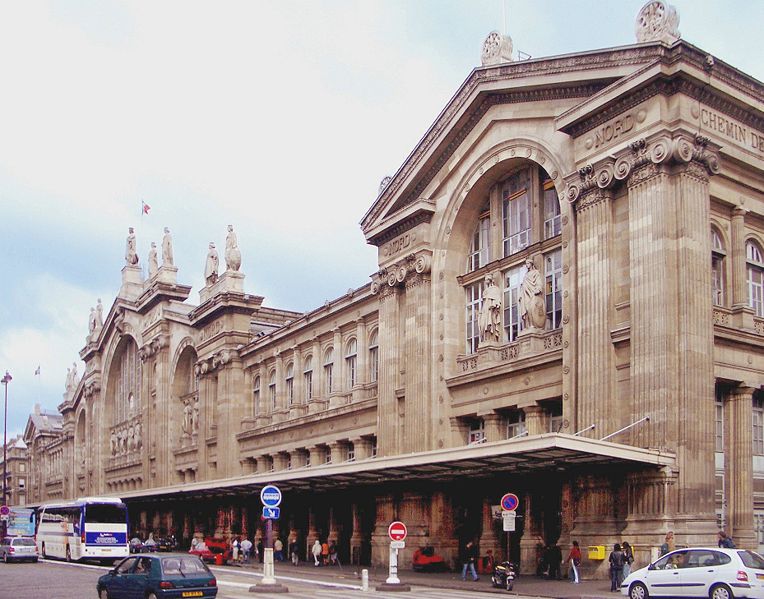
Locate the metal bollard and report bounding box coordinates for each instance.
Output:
[361,568,369,591]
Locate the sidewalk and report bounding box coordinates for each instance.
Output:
[225,559,617,598]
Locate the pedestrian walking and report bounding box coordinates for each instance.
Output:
[231,536,239,563]
[329,540,338,566]
[321,539,329,566]
[274,537,284,561]
[312,539,322,566]
[460,540,479,581]
[567,540,581,584]
[718,531,736,548]
[289,538,299,565]
[240,536,252,563]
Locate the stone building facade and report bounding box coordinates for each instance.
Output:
[21,3,764,577]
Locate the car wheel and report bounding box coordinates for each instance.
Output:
[147,593,158,599]
[629,582,649,599]
[710,584,734,599]
[65,546,71,562]
[98,588,109,599]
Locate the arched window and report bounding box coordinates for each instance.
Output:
[285,362,294,406]
[323,347,334,395]
[268,371,276,411]
[303,355,313,401]
[711,228,726,306]
[747,240,764,317]
[345,339,357,389]
[368,330,379,383]
[502,170,531,256]
[253,376,261,416]
[503,264,525,342]
[543,177,561,239]
[465,282,481,353]
[545,249,562,330]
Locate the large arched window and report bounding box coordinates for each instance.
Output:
[253,376,261,416]
[463,164,562,353]
[712,228,726,307]
[747,240,764,317]
[323,347,334,395]
[345,339,357,389]
[285,362,294,406]
[111,338,141,424]
[368,330,379,383]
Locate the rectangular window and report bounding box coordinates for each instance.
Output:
[468,212,491,271]
[286,377,294,406]
[465,282,481,353]
[543,180,561,239]
[749,266,764,317]
[503,265,524,342]
[369,346,378,383]
[507,411,527,439]
[324,364,333,395]
[715,389,724,453]
[304,371,312,401]
[712,254,724,306]
[371,437,378,458]
[346,355,357,389]
[347,443,355,462]
[469,420,486,445]
[754,396,764,456]
[502,171,531,257]
[269,382,276,410]
[545,250,562,330]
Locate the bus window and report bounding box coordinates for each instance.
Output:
[85,504,127,523]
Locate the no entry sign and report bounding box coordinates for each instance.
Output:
[388,521,407,541]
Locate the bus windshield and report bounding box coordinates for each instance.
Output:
[85,504,127,524]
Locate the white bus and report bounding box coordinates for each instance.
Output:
[37,497,129,563]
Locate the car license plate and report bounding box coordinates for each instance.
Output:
[757,573,764,580]
[181,593,203,598]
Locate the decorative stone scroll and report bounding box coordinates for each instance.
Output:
[138,335,169,362]
[370,251,432,296]
[566,133,720,206]
[195,347,239,376]
[635,1,680,45]
[481,31,513,66]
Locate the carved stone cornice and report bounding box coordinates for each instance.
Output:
[138,334,169,362]
[566,133,720,206]
[195,347,240,376]
[370,251,432,297]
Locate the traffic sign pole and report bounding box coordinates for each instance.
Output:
[250,484,288,594]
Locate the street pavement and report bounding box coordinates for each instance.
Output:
[212,559,618,598]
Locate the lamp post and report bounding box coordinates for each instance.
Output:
[1,370,10,537]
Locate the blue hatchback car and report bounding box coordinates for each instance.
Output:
[96,553,218,599]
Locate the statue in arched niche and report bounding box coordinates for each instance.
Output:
[478,273,502,344]
[518,257,547,330]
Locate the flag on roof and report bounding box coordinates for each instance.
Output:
[142,200,151,215]
[34,365,40,376]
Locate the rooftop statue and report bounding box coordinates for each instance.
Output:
[148,242,159,277]
[205,242,219,285]
[125,227,139,266]
[162,227,174,267]
[225,225,241,272]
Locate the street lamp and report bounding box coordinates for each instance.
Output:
[1,371,11,513]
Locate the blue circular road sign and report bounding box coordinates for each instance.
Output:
[260,484,282,508]
[501,493,519,512]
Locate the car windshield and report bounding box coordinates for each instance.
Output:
[738,550,764,569]
[163,556,209,575]
[11,538,36,546]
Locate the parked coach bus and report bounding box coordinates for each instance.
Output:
[36,497,129,563]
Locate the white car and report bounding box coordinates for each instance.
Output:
[622,547,764,599]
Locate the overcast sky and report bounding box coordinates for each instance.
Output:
[0,0,761,439]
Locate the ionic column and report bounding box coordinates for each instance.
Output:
[307,445,323,468]
[524,406,544,436]
[290,449,306,469]
[274,351,285,417]
[355,318,368,392]
[329,441,344,465]
[332,327,342,396]
[726,386,756,549]
[350,503,363,565]
[352,437,372,461]
[291,346,302,412]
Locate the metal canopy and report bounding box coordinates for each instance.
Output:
[118,433,675,504]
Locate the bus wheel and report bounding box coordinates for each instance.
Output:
[65,546,71,562]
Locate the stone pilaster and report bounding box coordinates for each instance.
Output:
[355,318,367,399]
[371,494,395,567]
[352,437,372,461]
[481,412,504,442]
[329,441,344,465]
[214,351,243,479]
[524,406,544,436]
[731,207,748,308]
[331,327,342,402]
[350,503,363,565]
[519,491,543,574]
[307,445,323,468]
[374,282,400,456]
[479,499,502,559]
[290,346,302,415]
[573,178,613,438]
[726,386,756,549]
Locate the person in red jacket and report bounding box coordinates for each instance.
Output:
[567,540,582,584]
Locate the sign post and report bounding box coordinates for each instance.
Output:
[375,521,411,592]
[249,484,288,594]
[500,492,519,565]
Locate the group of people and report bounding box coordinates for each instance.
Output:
[311,539,340,567]
[607,541,635,591]
[227,535,254,563]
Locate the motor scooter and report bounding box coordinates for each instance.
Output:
[491,560,516,591]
